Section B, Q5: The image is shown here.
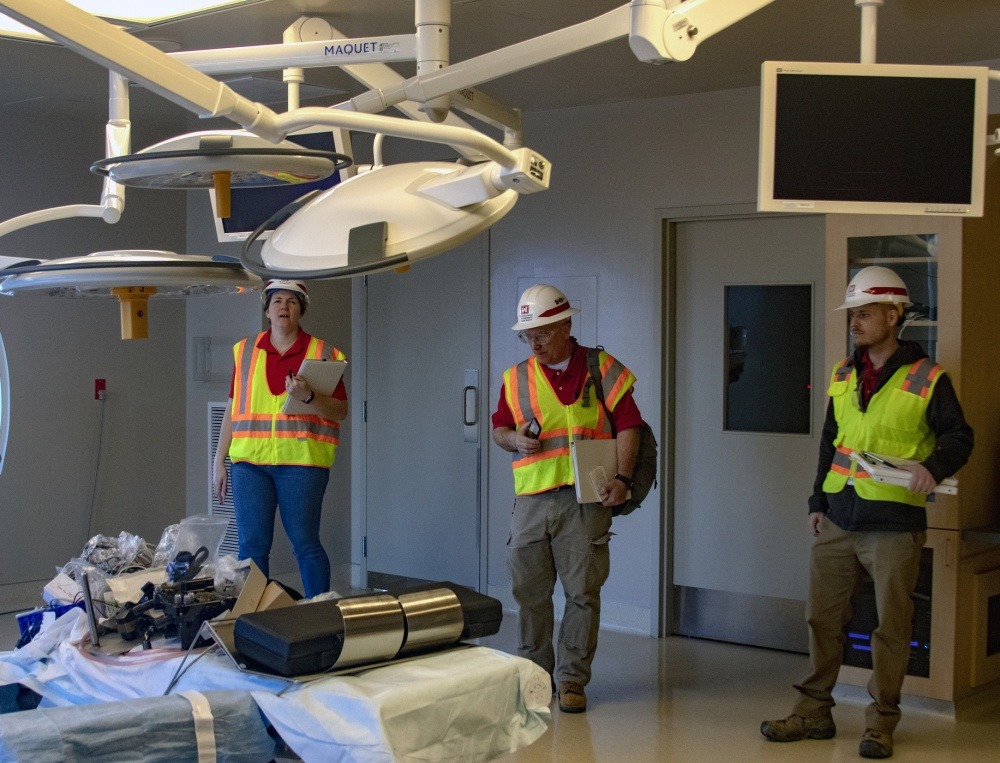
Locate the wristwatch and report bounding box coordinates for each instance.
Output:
[613,473,634,490]
[302,393,315,404]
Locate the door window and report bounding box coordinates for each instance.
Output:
[724,283,812,434]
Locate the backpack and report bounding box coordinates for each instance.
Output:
[585,349,658,516]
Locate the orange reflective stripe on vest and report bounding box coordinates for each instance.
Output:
[822,357,940,507]
[899,357,942,399]
[229,332,345,467]
[503,349,635,496]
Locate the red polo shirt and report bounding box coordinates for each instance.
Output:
[492,342,642,432]
[229,329,347,400]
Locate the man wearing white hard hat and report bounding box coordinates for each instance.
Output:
[492,284,642,713]
[762,266,973,759]
[213,279,348,598]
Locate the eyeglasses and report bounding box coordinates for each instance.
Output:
[518,328,558,344]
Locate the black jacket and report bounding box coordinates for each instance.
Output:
[808,340,974,532]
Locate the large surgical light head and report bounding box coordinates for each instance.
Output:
[242,161,520,279]
[0,250,262,338]
[91,130,352,219]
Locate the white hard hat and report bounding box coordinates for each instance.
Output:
[836,266,912,311]
[263,279,309,312]
[512,284,579,330]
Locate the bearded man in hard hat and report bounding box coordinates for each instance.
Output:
[492,284,643,713]
[213,279,347,599]
[762,266,972,759]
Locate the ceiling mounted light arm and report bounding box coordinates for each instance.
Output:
[274,107,518,169]
[0,70,129,241]
[349,4,632,116]
[630,0,779,62]
[346,0,778,115]
[100,71,129,223]
[0,0,533,168]
[0,0,276,138]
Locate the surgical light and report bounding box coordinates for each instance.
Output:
[91,130,351,218]
[0,250,262,339]
[242,161,520,279]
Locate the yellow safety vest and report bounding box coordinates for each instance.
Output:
[229,332,345,468]
[503,349,636,496]
[822,356,942,506]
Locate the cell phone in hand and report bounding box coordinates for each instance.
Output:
[525,418,541,439]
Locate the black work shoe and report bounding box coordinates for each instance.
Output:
[859,728,893,759]
[760,713,836,742]
[558,681,587,713]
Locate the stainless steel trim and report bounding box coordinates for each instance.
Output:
[672,585,808,653]
[397,588,465,655]
[335,594,405,667]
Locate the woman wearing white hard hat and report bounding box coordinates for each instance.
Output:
[213,279,347,598]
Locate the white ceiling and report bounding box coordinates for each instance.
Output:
[2,0,1000,125]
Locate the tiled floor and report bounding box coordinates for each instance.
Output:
[479,618,1000,762]
[3,608,997,762]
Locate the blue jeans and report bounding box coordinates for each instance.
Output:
[230,462,331,598]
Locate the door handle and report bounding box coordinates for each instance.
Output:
[463,385,478,426]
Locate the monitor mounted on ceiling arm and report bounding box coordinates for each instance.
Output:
[210,126,355,243]
[757,61,989,217]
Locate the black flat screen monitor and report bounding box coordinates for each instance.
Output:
[758,61,988,217]
[210,127,352,242]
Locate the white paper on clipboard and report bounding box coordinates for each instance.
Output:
[282,359,346,414]
[849,451,958,495]
[570,438,619,504]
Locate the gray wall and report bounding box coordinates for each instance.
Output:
[0,111,187,611]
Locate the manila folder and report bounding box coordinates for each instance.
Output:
[570,438,618,504]
[282,359,347,414]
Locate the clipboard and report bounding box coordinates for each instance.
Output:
[282,358,347,414]
[849,451,958,495]
[570,438,620,504]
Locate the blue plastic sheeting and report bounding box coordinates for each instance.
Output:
[0,690,276,763]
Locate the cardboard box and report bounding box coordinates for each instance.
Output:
[225,560,297,619]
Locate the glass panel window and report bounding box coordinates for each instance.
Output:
[724,284,812,434]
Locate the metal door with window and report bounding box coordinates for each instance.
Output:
[363,238,487,589]
[671,213,825,650]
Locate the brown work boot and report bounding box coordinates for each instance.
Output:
[859,728,893,759]
[558,681,587,713]
[760,713,836,742]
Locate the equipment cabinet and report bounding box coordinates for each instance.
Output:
[823,123,1000,702]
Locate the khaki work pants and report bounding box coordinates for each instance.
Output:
[793,515,926,733]
[507,488,613,686]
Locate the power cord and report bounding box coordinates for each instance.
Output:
[85,392,107,541]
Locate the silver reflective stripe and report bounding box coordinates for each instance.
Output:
[232,420,271,434]
[600,357,626,400]
[515,361,533,421]
[236,336,257,416]
[273,419,339,438]
[832,449,853,470]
